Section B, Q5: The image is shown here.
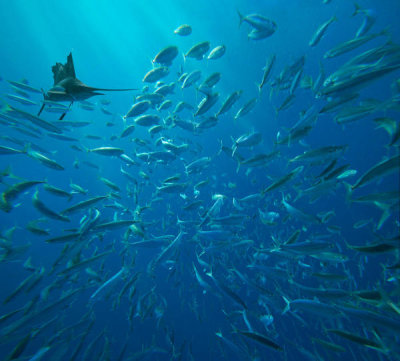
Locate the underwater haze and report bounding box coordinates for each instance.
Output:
[0,0,400,360]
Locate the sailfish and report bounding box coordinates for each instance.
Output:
[38,52,136,119]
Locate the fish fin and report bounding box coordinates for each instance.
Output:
[176,215,184,226]
[230,323,239,333]
[342,182,353,203]
[216,139,223,156]
[24,143,33,157]
[205,267,213,280]
[0,165,13,179]
[120,114,127,126]
[236,160,241,173]
[373,202,391,230]
[379,26,391,38]
[237,10,244,27]
[374,117,397,136]
[52,52,76,85]
[255,82,262,94]
[22,143,30,155]
[352,3,362,16]
[37,100,45,116]
[387,300,400,316]
[149,57,155,68]
[231,137,238,157]
[282,296,290,314]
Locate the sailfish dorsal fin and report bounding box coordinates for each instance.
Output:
[51,52,76,85]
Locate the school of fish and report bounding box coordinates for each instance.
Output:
[0,2,399,361]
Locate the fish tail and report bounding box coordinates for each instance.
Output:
[0,193,11,213]
[1,165,12,179]
[282,296,290,314]
[236,161,241,173]
[24,143,32,157]
[176,215,186,226]
[387,299,400,316]
[216,139,223,156]
[379,26,391,38]
[230,136,237,156]
[4,103,14,112]
[374,202,391,230]
[352,2,362,16]
[255,81,262,94]
[22,143,30,155]
[269,86,276,100]
[342,181,353,203]
[231,145,238,157]
[237,10,244,27]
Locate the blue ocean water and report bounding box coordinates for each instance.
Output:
[0,0,399,360]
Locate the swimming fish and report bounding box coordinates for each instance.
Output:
[38,53,136,119]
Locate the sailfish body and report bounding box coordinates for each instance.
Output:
[45,77,105,102]
[39,53,135,117]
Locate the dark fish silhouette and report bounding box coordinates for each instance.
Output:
[38,53,136,118]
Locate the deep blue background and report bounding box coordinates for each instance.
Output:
[0,1,399,360]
